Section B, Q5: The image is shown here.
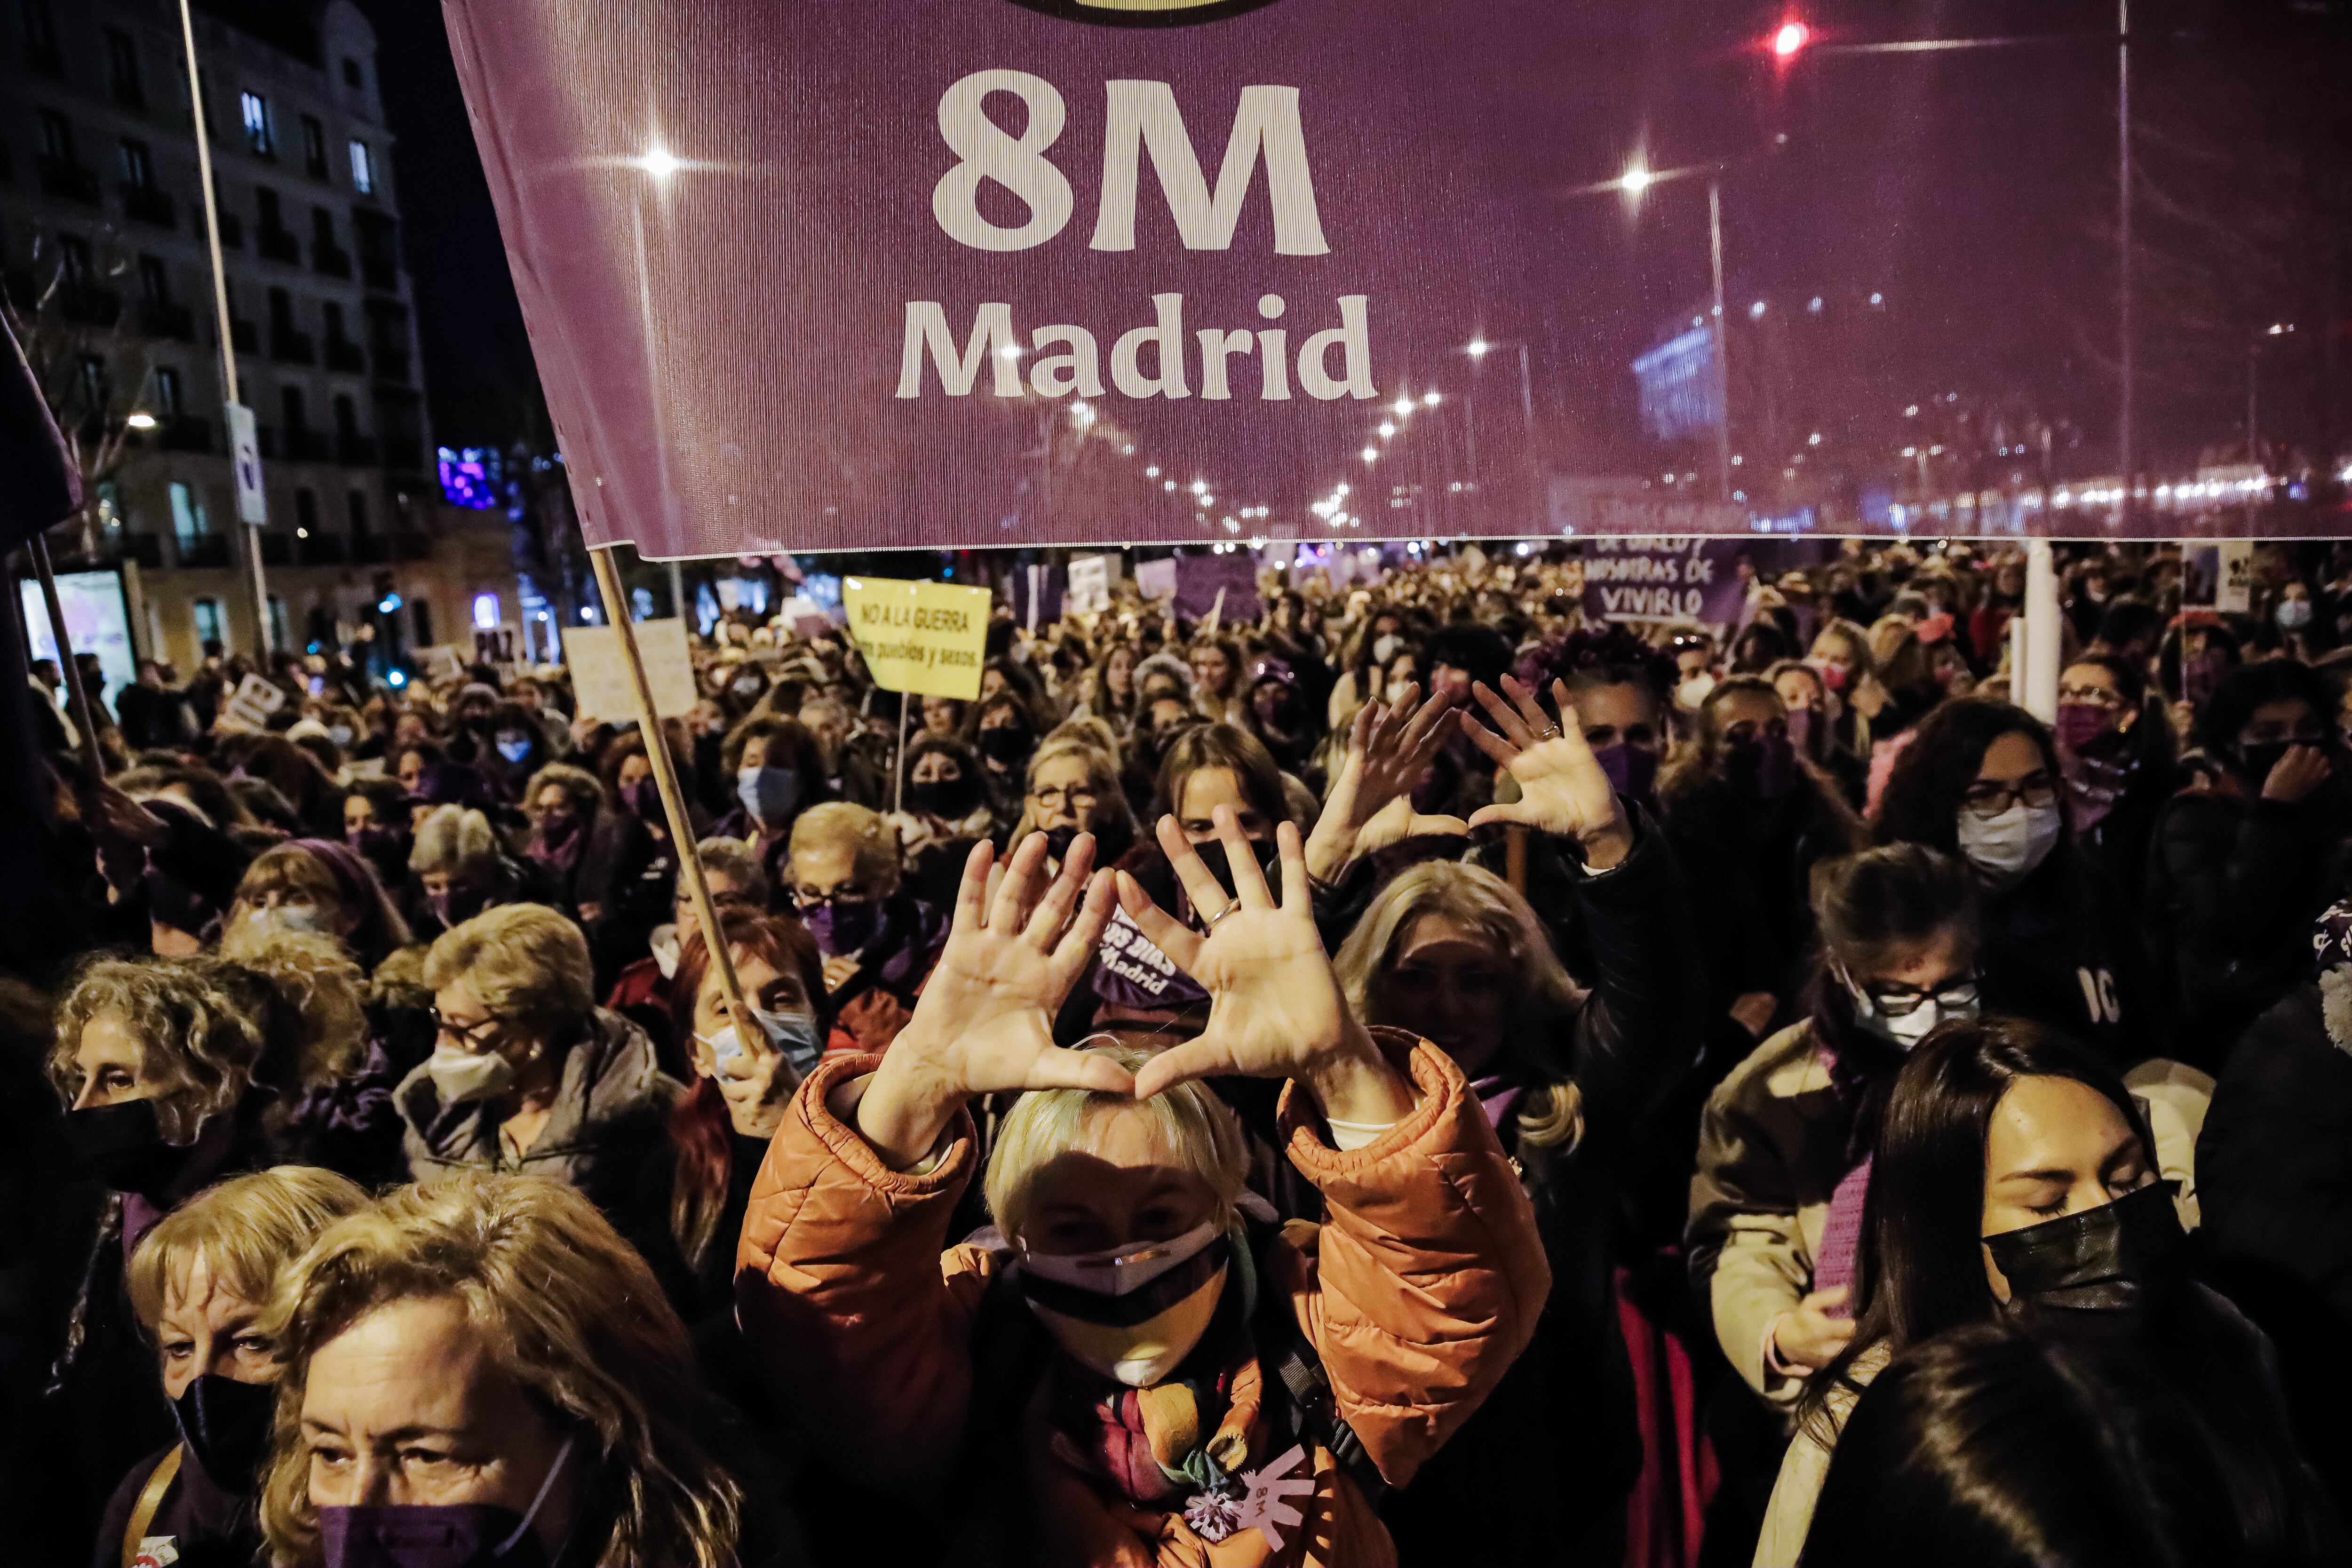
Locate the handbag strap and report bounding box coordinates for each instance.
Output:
[120,1444,183,1568]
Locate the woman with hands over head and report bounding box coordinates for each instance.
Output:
[736,822,1549,1568]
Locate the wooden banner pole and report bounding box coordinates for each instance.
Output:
[586,547,767,1077]
[29,530,109,785]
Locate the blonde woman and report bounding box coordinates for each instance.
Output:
[260,1171,763,1568]
[1325,671,1702,1567]
[396,903,681,1210]
[1007,736,1137,872]
[99,1167,366,1568]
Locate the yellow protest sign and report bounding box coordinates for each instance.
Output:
[842,576,991,700]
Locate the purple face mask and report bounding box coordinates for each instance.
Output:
[1592,742,1660,806]
[804,896,884,958]
[320,1434,571,1568]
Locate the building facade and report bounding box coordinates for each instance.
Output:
[1,0,509,677]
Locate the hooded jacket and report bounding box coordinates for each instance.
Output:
[735,1037,1549,1567]
[395,1006,683,1215]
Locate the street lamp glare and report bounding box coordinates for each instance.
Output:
[125,411,158,430]
[636,144,682,180]
[1361,447,1378,464]
[1619,164,1653,195]
[1423,390,1441,406]
[1772,21,1809,59]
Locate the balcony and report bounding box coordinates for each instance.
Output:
[37,156,100,205]
[119,534,165,569]
[137,299,195,340]
[121,184,175,228]
[325,337,366,374]
[335,431,378,465]
[59,285,122,326]
[158,415,211,453]
[296,532,347,565]
[257,226,302,265]
[229,317,258,353]
[284,428,332,462]
[270,327,315,365]
[313,240,351,279]
[175,534,232,569]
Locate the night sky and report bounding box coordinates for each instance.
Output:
[358,0,2349,494]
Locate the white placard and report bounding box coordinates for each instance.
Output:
[2217,540,2255,615]
[1134,557,1177,601]
[225,402,267,525]
[1066,552,1117,614]
[220,671,286,732]
[564,618,697,721]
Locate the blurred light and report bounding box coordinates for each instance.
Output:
[2268,322,2293,335]
[126,411,157,430]
[1362,447,1378,463]
[1807,431,1822,445]
[1869,292,1884,306]
[580,606,597,622]
[1144,465,1160,478]
[1378,422,1397,438]
[998,344,1022,360]
[472,592,501,630]
[1164,479,1177,491]
[1465,339,1491,358]
[1772,20,1810,58]
[1619,161,1653,195]
[636,144,681,180]
[1392,397,1414,416]
[1905,405,1919,416]
[1749,300,1767,318]
[377,593,402,614]
[1901,446,1917,457]
[386,668,407,688]
[1335,483,1349,496]
[1422,391,1441,406]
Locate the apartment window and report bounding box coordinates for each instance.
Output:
[294,487,318,533]
[323,299,347,342]
[342,56,363,88]
[281,384,307,432]
[22,0,60,74]
[348,139,374,194]
[412,597,433,646]
[74,354,108,410]
[240,92,272,156]
[301,115,326,179]
[257,186,283,230]
[267,286,294,333]
[332,392,358,438]
[36,108,75,164]
[173,482,210,542]
[56,232,93,285]
[120,138,154,190]
[311,206,336,248]
[137,255,170,302]
[104,28,144,107]
[153,365,183,417]
[193,597,226,653]
[347,488,370,536]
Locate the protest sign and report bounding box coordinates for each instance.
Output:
[1066,553,1118,614]
[2217,540,2255,614]
[1134,558,1178,602]
[843,576,991,700]
[1581,538,1749,628]
[218,673,286,733]
[566,618,697,720]
[1174,552,1261,624]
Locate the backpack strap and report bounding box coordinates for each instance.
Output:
[121,1444,183,1568]
[1241,1216,1387,1504]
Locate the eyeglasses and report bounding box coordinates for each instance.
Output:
[1031,786,1099,812]
[1858,977,1979,1019]
[429,1008,505,1049]
[2057,684,2122,709]
[792,885,881,912]
[1960,774,2057,819]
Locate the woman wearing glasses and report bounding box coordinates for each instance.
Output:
[1009,737,1136,875]
[1874,698,2151,1061]
[785,802,947,1053]
[397,903,683,1217]
[1690,844,1982,1415]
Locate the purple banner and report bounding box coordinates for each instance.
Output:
[1581,538,1749,629]
[1173,551,1261,623]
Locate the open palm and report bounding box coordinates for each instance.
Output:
[858,834,1124,1166]
[1461,675,1633,865]
[1304,684,1464,881]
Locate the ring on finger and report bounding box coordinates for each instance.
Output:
[1535,724,1564,741]
[1206,900,1244,929]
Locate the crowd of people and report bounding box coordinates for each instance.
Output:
[5,533,2350,1568]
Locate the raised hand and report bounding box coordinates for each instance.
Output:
[1460,675,1634,869]
[856,833,1125,1168]
[1303,683,1467,883]
[1117,809,1414,1128]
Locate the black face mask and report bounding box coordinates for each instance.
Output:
[1190,836,1280,903]
[907,776,981,819]
[1044,817,1133,868]
[1984,1180,2186,1315]
[2234,740,2296,789]
[174,1371,278,1491]
[976,727,1033,767]
[64,1099,196,1197]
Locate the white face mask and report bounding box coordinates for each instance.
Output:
[697,1006,825,1079]
[1955,801,2062,885]
[649,923,681,980]
[1017,1219,1229,1388]
[425,1044,516,1105]
[1838,966,1980,1050]
[1676,672,1718,710]
[1371,633,1401,665]
[247,902,330,937]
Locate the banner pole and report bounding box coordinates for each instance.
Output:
[28,529,108,784]
[586,546,768,1078]
[893,689,909,816]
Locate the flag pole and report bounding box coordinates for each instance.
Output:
[28,529,108,784]
[586,546,767,1076]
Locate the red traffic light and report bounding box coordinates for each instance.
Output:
[1772,19,1810,58]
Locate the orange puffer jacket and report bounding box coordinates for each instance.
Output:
[736,1032,1551,1568]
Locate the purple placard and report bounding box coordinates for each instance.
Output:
[1173,551,1261,624]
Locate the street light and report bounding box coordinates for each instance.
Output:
[1772,20,1811,60]
[125,411,158,430]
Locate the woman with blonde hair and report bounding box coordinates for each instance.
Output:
[261,1170,769,1568]
[222,837,413,970]
[1327,675,1700,1566]
[97,1166,367,1568]
[1009,735,1136,873]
